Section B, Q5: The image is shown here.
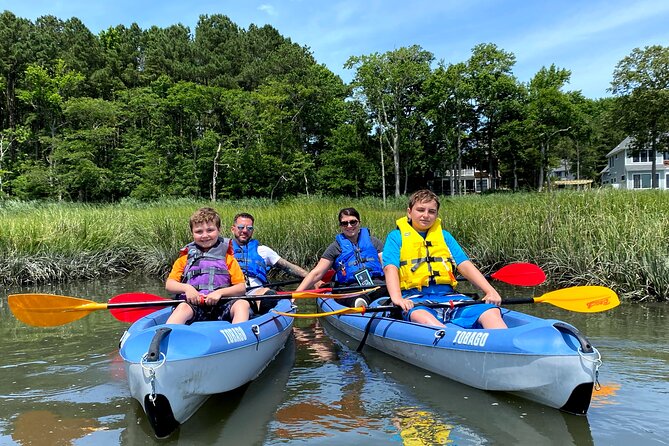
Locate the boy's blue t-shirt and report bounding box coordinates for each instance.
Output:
[382,227,468,295]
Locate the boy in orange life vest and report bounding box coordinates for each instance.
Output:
[165,207,248,325]
[383,190,507,329]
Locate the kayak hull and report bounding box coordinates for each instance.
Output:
[318,295,598,414]
[119,299,294,438]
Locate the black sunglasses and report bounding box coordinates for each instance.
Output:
[339,220,359,227]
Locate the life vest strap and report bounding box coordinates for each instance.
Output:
[183,267,230,281]
[400,256,446,272]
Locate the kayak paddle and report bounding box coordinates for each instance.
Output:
[8,287,378,327]
[273,285,620,318]
[290,262,546,294]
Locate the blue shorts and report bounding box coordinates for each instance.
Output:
[406,300,500,329]
[182,299,241,324]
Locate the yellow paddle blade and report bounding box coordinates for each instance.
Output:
[536,286,620,313]
[8,294,108,327]
[290,287,380,300]
[274,306,365,318]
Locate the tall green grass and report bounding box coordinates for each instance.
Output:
[1,190,667,301]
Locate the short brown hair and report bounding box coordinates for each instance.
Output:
[189,207,221,230]
[233,212,255,225]
[408,190,440,210]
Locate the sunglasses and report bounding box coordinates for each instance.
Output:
[236,224,254,231]
[339,220,359,227]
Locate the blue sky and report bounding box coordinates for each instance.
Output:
[3,0,669,98]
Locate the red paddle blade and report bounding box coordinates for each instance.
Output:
[108,292,170,323]
[490,263,546,286]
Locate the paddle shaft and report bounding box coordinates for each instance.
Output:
[294,262,547,294]
[355,298,535,314]
[247,277,303,290]
[107,293,315,309]
[364,297,534,313]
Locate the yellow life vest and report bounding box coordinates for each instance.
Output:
[396,217,458,291]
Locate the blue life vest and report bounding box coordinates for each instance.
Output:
[232,239,268,284]
[181,237,232,294]
[334,228,384,284]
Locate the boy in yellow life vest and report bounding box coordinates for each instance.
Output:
[382,190,507,329]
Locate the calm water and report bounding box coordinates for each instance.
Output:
[1,276,667,445]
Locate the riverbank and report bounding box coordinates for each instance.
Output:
[1,190,667,301]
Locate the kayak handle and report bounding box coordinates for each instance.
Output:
[553,322,593,353]
[147,327,172,362]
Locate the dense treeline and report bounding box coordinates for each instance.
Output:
[0,11,664,202]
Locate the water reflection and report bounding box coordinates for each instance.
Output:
[11,409,107,445]
[590,383,621,408]
[321,319,595,446]
[269,322,390,443]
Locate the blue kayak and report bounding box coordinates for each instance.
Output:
[119,298,295,438]
[317,294,600,415]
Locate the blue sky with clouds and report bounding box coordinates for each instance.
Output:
[3,0,669,98]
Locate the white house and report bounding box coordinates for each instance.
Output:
[601,136,669,190]
[551,159,576,181]
[433,167,498,194]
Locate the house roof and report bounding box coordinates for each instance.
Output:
[606,136,633,157]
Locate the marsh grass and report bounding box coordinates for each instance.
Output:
[1,190,667,301]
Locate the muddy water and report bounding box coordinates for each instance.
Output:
[1,277,667,445]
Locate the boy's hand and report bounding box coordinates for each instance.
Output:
[203,293,221,306]
[482,289,502,306]
[184,286,201,304]
[392,296,413,312]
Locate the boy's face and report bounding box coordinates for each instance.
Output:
[192,221,220,250]
[231,217,254,245]
[407,199,439,232]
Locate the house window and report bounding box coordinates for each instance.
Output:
[632,150,651,162]
[666,174,669,188]
[476,179,488,192]
[608,157,614,168]
[621,175,625,181]
[633,174,652,189]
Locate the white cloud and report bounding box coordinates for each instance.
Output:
[258,4,277,16]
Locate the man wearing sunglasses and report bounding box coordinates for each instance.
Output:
[231,212,309,313]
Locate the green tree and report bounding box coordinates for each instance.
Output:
[0,11,33,131]
[16,59,85,198]
[466,43,519,190]
[525,64,574,190]
[346,45,433,197]
[142,24,195,83]
[94,24,143,96]
[423,61,475,195]
[193,14,242,88]
[611,45,669,189]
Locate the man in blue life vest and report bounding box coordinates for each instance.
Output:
[231,212,309,313]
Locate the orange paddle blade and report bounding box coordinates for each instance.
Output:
[8,294,108,327]
[536,286,620,313]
